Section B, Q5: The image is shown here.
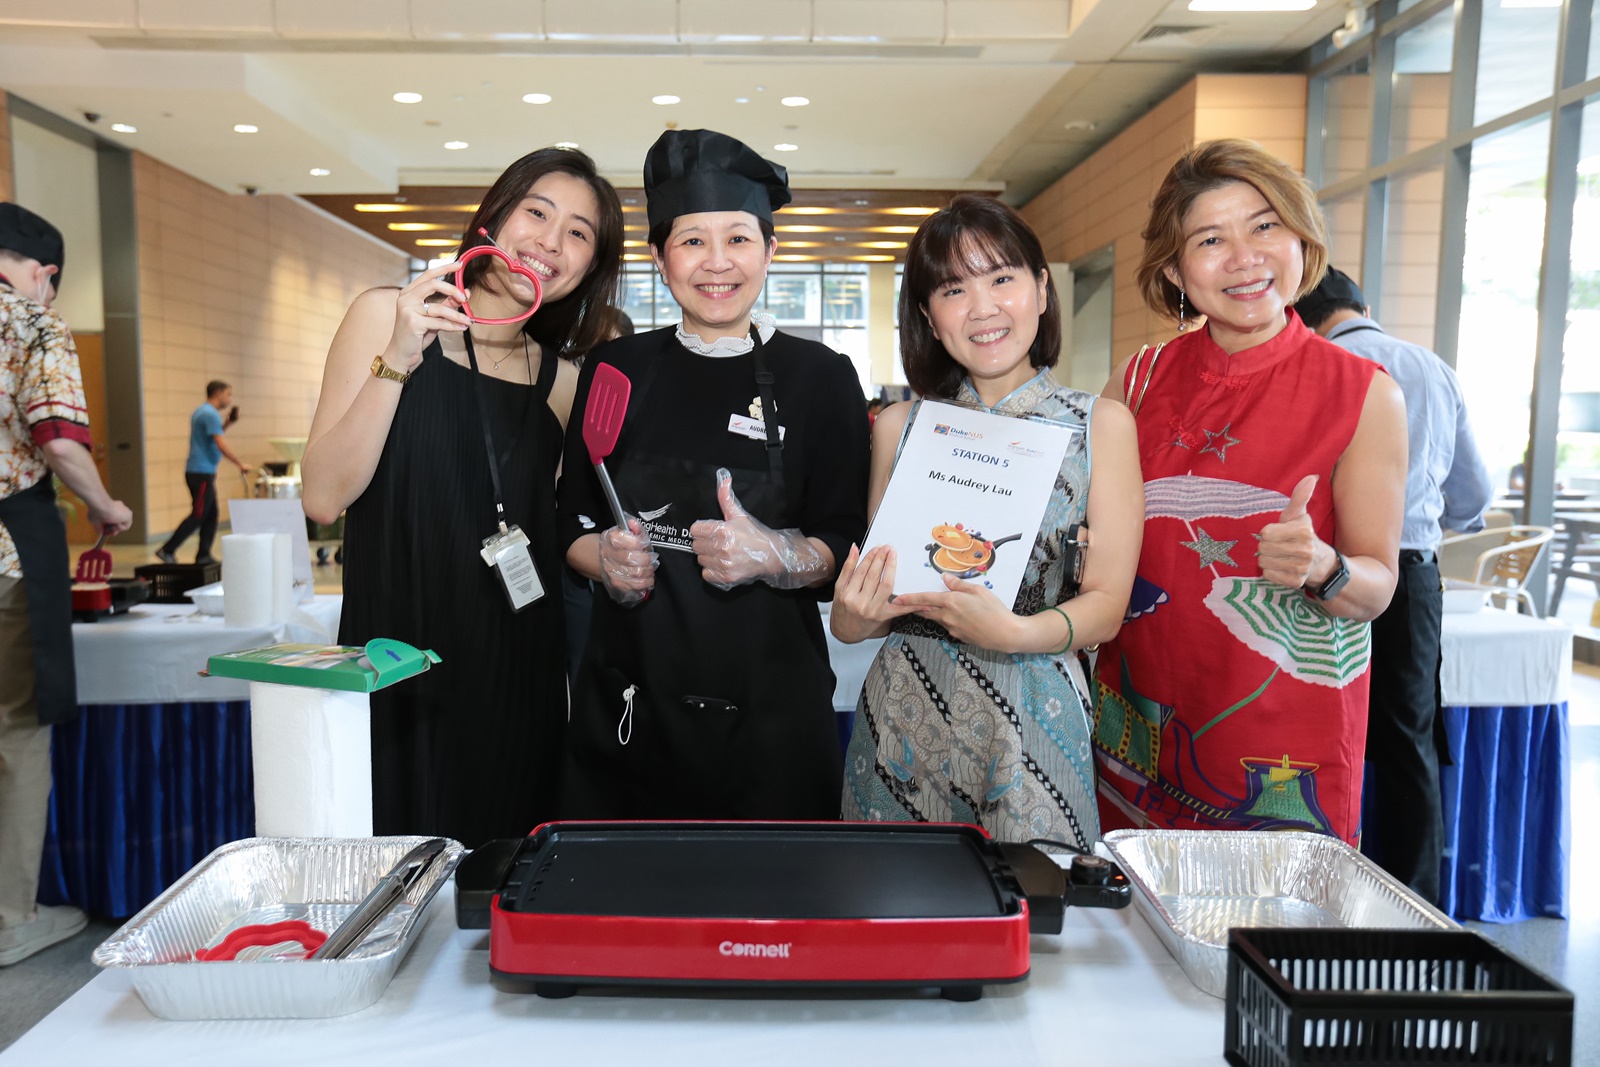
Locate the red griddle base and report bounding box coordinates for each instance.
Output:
[459,821,1130,1002]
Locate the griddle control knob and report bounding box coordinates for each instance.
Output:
[1070,854,1113,886]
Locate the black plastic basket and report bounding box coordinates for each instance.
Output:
[1225,928,1573,1067]
[132,561,222,603]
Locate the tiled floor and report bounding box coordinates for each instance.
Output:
[4,559,1597,1056]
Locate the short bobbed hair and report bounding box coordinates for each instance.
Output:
[1136,139,1328,323]
[457,147,624,359]
[899,194,1060,399]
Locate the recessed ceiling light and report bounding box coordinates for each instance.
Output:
[392,92,423,104]
[884,207,939,216]
[862,241,908,249]
[777,225,828,233]
[233,124,258,134]
[773,143,798,152]
[309,167,331,176]
[623,253,651,261]
[110,123,137,134]
[388,222,454,231]
[855,255,896,262]
[652,94,681,105]
[555,141,580,149]
[415,238,458,247]
[444,140,469,150]
[781,96,810,107]
[1187,0,1313,9]
[870,225,919,234]
[781,241,822,248]
[735,97,750,104]
[623,240,646,248]
[522,92,553,104]
[774,254,816,261]
[787,207,833,215]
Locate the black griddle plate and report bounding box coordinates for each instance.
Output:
[499,824,1010,920]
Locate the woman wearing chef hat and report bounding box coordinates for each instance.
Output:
[556,129,870,820]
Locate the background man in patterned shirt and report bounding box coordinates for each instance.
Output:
[0,202,133,965]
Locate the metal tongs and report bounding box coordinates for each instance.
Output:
[310,838,448,960]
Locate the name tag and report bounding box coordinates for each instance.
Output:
[480,524,544,613]
[728,414,786,442]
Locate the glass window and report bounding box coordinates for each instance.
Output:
[1588,0,1600,82]
[1455,117,1552,492]
[823,268,868,327]
[1475,0,1560,126]
[1556,99,1600,598]
[764,271,820,324]
[1380,166,1445,350]
[1389,5,1455,161]
[1319,192,1366,282]
[620,269,655,330]
[1320,59,1372,184]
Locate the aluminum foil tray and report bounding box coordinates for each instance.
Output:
[92,836,463,1020]
[1100,829,1456,998]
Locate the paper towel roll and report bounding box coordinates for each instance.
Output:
[249,681,373,837]
[270,532,294,624]
[223,533,276,628]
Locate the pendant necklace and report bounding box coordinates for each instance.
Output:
[474,330,527,372]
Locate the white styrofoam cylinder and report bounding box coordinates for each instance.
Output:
[270,532,294,624]
[222,533,276,628]
[249,680,373,837]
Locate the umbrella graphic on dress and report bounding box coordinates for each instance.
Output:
[1203,576,1371,688]
[1145,475,1288,521]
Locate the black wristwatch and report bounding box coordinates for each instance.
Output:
[1305,550,1350,601]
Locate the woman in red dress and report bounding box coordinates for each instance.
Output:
[1092,140,1407,844]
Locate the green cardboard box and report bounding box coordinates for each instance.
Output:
[206,639,440,693]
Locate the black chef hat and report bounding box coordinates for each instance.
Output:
[1296,266,1365,328]
[643,129,792,233]
[0,203,65,290]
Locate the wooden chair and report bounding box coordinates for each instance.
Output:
[1438,525,1556,615]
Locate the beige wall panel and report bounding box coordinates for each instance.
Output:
[133,152,409,537]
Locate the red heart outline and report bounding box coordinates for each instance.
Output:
[454,243,544,325]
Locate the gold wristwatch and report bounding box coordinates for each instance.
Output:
[370,354,412,384]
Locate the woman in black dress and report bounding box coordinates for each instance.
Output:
[556,129,870,820]
[303,149,623,846]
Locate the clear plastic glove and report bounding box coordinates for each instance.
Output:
[689,468,829,591]
[598,516,659,606]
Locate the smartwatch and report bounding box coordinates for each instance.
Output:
[1305,549,1350,601]
[370,354,412,385]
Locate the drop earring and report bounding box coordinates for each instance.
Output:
[1177,288,1188,332]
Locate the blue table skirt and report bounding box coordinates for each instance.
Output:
[39,701,255,919]
[1437,702,1569,923]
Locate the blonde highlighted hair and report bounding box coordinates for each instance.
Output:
[1136,139,1328,323]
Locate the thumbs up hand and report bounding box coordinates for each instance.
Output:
[1257,475,1326,590]
[690,468,830,591]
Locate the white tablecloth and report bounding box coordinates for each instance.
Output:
[1438,610,1571,707]
[72,596,344,704]
[823,607,1574,712]
[0,883,1225,1067]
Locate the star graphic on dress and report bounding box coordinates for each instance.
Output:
[1199,422,1241,462]
[1180,527,1239,568]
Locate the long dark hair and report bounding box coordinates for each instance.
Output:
[899,194,1060,399]
[458,147,624,358]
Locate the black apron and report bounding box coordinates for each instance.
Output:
[0,478,77,725]
[560,330,842,820]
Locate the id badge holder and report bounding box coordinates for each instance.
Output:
[480,524,545,612]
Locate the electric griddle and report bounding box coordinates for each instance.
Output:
[456,821,1130,1001]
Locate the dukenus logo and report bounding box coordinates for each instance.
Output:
[1006,440,1047,458]
[933,423,984,440]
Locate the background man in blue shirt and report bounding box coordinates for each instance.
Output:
[156,380,248,565]
[1298,268,1493,904]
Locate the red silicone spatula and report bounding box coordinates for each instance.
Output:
[582,362,633,533]
[74,527,113,583]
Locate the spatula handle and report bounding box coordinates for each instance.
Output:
[594,461,630,533]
